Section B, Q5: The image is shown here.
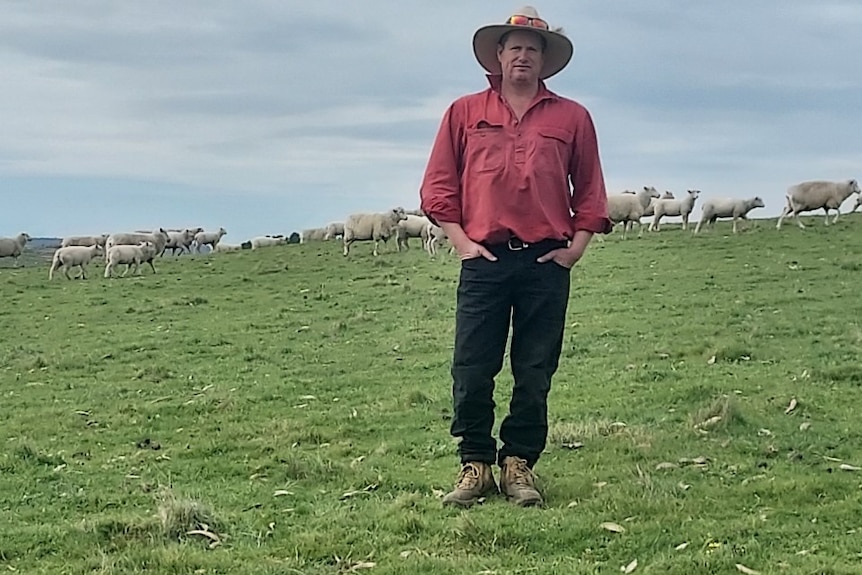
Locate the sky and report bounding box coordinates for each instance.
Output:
[1,1,861,242]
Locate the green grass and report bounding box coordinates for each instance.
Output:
[2,215,861,574]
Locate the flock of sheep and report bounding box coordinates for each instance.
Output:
[294,208,448,257]
[0,227,230,278]
[0,179,860,275]
[605,179,861,240]
[308,178,861,253]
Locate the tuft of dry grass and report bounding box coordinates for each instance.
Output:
[548,418,652,446]
[156,487,221,542]
[690,394,745,431]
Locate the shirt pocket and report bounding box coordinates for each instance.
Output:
[536,126,574,166]
[466,124,506,173]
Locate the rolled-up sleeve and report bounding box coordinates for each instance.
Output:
[420,103,464,226]
[569,109,613,234]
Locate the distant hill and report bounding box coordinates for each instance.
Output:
[29,237,62,250]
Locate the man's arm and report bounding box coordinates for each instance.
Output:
[569,108,612,235]
[420,103,464,228]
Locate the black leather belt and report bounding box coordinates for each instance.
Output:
[501,237,568,251]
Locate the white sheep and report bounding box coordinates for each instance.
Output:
[193,227,227,252]
[323,222,345,241]
[0,233,31,266]
[422,222,448,256]
[776,179,861,229]
[343,207,407,256]
[49,244,103,280]
[396,214,431,251]
[611,190,673,236]
[61,234,109,248]
[649,190,701,231]
[606,187,660,239]
[642,191,674,218]
[251,236,287,249]
[214,243,242,253]
[104,242,158,278]
[301,228,327,243]
[164,228,201,255]
[106,229,169,256]
[694,196,766,234]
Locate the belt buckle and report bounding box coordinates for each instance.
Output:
[508,237,528,251]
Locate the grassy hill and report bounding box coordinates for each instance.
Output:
[1,215,861,574]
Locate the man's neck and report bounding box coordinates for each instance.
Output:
[500,80,539,104]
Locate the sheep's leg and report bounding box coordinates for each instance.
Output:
[49,261,59,280]
[64,265,74,280]
[342,239,350,257]
[776,207,787,229]
[147,260,156,274]
[104,264,112,278]
[831,208,841,224]
[80,263,88,280]
[373,238,380,257]
[793,209,805,229]
[681,215,689,231]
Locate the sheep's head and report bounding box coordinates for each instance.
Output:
[752,196,766,209]
[642,186,660,199]
[20,232,31,242]
[661,191,675,199]
[393,207,407,221]
[687,190,701,199]
[850,179,860,195]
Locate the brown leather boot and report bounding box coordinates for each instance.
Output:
[499,456,544,507]
[441,462,498,507]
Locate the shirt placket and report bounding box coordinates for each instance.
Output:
[513,117,526,167]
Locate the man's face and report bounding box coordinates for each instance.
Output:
[496,30,544,85]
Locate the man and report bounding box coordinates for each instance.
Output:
[420,6,611,508]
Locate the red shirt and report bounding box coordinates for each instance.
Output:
[420,75,612,245]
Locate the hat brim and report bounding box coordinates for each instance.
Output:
[472,24,574,80]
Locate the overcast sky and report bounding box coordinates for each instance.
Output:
[2,1,861,241]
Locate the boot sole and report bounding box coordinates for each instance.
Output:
[441,488,499,508]
[506,495,544,507]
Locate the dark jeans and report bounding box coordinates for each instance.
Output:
[450,239,571,468]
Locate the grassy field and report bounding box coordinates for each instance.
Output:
[2,215,861,574]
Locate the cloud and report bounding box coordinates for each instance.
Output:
[1,0,861,241]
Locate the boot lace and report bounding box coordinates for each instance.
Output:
[455,463,483,489]
[505,457,536,488]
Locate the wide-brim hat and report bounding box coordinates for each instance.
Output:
[472,6,574,80]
